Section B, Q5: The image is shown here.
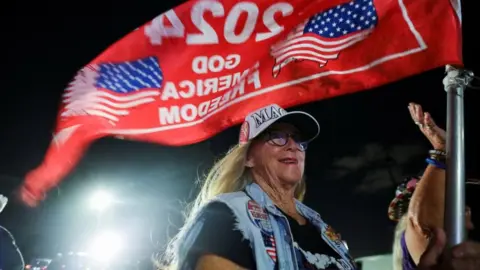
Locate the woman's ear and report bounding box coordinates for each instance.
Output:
[245,156,254,168]
[245,146,256,168]
[245,141,255,168]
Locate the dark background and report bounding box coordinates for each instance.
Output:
[1,0,479,268]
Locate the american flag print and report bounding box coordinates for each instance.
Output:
[271,0,378,77]
[62,56,163,123]
[262,233,277,262]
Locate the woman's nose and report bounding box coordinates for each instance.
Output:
[285,137,298,150]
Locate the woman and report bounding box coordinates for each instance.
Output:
[389,103,479,270]
[158,103,480,270]
[159,104,356,270]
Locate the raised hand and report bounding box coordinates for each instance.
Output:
[408,103,446,150]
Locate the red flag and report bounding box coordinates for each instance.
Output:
[21,0,462,205]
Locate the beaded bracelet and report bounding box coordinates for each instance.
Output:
[426,157,446,169]
[429,149,446,163]
[429,149,446,156]
[430,154,446,162]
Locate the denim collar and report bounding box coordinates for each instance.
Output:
[245,182,322,222]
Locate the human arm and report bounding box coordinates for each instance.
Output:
[404,103,447,264]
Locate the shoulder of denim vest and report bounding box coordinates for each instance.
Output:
[176,192,255,269]
[174,193,245,262]
[213,190,249,201]
[182,192,250,228]
[210,191,255,241]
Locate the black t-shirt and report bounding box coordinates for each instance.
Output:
[185,202,256,269]
[184,202,345,270]
[280,209,345,269]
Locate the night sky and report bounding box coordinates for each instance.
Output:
[2,0,480,268]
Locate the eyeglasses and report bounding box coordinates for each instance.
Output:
[263,131,308,151]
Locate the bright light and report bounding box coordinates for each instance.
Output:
[89,190,114,211]
[87,231,123,262]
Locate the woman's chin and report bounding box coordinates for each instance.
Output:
[279,176,302,186]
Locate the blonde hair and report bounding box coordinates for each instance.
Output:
[392,215,408,270]
[156,142,306,269]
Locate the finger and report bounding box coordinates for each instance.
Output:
[409,103,424,127]
[452,241,480,259]
[408,103,418,122]
[422,113,436,136]
[418,228,447,267]
[415,104,425,125]
[424,118,446,149]
[424,112,437,127]
[411,104,425,128]
[424,113,442,136]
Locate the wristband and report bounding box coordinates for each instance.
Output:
[426,158,446,169]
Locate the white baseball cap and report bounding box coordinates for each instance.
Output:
[239,104,320,144]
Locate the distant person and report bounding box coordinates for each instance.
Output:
[389,103,480,270]
[417,227,480,270]
[158,104,356,270]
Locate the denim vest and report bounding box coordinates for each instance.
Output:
[176,183,357,270]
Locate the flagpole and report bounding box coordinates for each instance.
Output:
[442,65,473,246]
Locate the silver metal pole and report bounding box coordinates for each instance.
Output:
[442,65,473,246]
